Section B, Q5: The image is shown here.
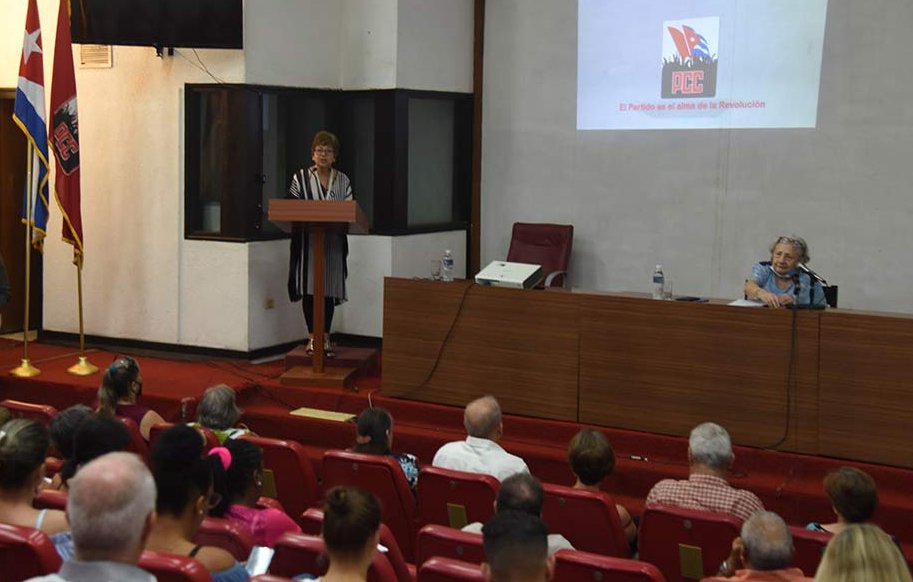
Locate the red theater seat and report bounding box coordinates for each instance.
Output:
[541,482,630,557]
[415,525,485,566]
[239,434,320,519]
[117,416,151,462]
[417,466,498,529]
[270,533,398,582]
[505,222,574,288]
[34,488,68,511]
[138,550,212,582]
[638,505,741,582]
[193,517,255,561]
[417,557,484,582]
[150,422,220,451]
[789,525,831,577]
[554,549,666,582]
[1,399,58,425]
[0,523,62,579]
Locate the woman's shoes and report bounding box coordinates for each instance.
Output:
[305,335,335,358]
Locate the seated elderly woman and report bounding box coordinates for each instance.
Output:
[0,419,74,559]
[744,235,826,308]
[97,355,166,441]
[815,523,911,582]
[351,407,419,490]
[145,424,249,582]
[209,439,300,546]
[194,384,251,443]
[806,466,878,535]
[567,428,637,545]
[320,486,382,582]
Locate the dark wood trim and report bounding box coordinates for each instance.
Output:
[470,0,485,276]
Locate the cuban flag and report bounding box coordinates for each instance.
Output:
[12,0,50,250]
[668,25,712,61]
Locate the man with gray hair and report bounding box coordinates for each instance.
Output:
[704,511,813,581]
[28,452,157,582]
[646,422,763,520]
[193,383,250,443]
[432,395,529,481]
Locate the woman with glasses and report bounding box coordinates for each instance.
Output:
[97,355,166,441]
[744,235,826,308]
[287,130,353,357]
[146,424,250,581]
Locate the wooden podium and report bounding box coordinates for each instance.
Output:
[268,199,369,387]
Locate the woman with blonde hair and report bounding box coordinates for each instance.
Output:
[814,523,911,582]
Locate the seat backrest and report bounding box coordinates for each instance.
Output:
[151,423,220,453]
[299,508,413,582]
[270,533,398,582]
[638,505,742,582]
[505,222,573,288]
[0,523,63,580]
[322,450,418,561]
[418,557,485,582]
[239,434,319,518]
[415,524,485,566]
[417,466,498,529]
[789,525,831,578]
[193,517,255,562]
[251,576,296,582]
[541,482,630,558]
[554,549,666,582]
[138,550,212,582]
[116,416,151,462]
[34,488,68,511]
[1,399,58,425]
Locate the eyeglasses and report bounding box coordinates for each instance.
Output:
[314,147,335,156]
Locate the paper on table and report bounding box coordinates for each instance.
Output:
[728,299,765,307]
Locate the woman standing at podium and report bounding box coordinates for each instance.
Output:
[287,131,353,356]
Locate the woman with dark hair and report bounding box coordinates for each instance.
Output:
[321,486,382,582]
[145,424,249,582]
[47,404,93,489]
[97,355,165,441]
[0,419,74,559]
[59,414,132,489]
[209,439,300,546]
[352,407,418,490]
[807,466,879,535]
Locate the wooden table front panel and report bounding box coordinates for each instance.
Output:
[382,278,579,422]
[819,311,913,467]
[578,296,820,451]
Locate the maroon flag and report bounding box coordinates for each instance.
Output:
[50,0,83,264]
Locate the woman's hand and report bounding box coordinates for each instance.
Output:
[757,289,781,308]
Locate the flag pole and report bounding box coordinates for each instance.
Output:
[67,260,96,375]
[11,144,40,377]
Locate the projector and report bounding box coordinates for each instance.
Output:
[474,261,543,289]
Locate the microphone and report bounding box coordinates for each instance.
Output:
[797,263,828,286]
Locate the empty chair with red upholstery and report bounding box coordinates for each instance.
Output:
[541,482,630,558]
[789,526,831,577]
[554,549,666,582]
[417,466,498,529]
[239,434,319,519]
[505,222,574,288]
[417,557,484,582]
[0,523,62,580]
[0,399,58,425]
[415,525,485,566]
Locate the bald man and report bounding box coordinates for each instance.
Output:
[432,396,529,481]
[704,511,813,581]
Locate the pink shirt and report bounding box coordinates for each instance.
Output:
[702,568,813,582]
[225,504,301,547]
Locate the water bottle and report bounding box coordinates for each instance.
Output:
[441,250,454,282]
[652,265,665,300]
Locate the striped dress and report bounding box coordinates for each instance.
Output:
[287,166,353,302]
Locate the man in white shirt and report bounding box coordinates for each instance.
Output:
[432,395,529,481]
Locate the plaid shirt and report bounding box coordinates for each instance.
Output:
[646,473,764,521]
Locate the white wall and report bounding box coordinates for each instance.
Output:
[397,0,474,91]
[481,0,913,313]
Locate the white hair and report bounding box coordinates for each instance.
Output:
[67,452,155,560]
[689,422,733,470]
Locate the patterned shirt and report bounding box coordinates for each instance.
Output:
[646,473,764,521]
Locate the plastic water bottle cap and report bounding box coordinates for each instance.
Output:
[655,265,662,271]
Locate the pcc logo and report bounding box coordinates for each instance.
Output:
[661,17,719,99]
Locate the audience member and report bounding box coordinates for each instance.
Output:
[463,473,573,555]
[146,424,249,582]
[705,511,812,581]
[321,486,382,582]
[97,355,166,441]
[209,439,300,546]
[814,523,911,582]
[0,419,74,559]
[646,422,763,521]
[482,510,554,582]
[432,396,528,482]
[27,452,157,582]
[59,414,132,489]
[806,467,878,535]
[567,428,636,545]
[49,404,93,461]
[194,384,251,443]
[352,407,419,490]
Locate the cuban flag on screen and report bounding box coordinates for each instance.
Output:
[683,26,710,60]
[12,0,50,249]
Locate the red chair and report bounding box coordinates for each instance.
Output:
[0,523,62,580]
[270,533,398,582]
[417,466,498,529]
[193,517,255,562]
[554,549,666,582]
[417,557,484,582]
[638,505,742,582]
[322,450,419,561]
[139,551,212,582]
[252,576,296,582]
[239,434,319,519]
[505,222,574,288]
[34,488,68,511]
[541,482,630,557]
[789,526,831,577]
[1,399,58,425]
[415,525,485,566]
[44,457,64,479]
[300,507,415,582]
[257,496,286,512]
[117,416,151,462]
[151,422,220,451]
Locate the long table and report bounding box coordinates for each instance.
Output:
[382,278,913,468]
